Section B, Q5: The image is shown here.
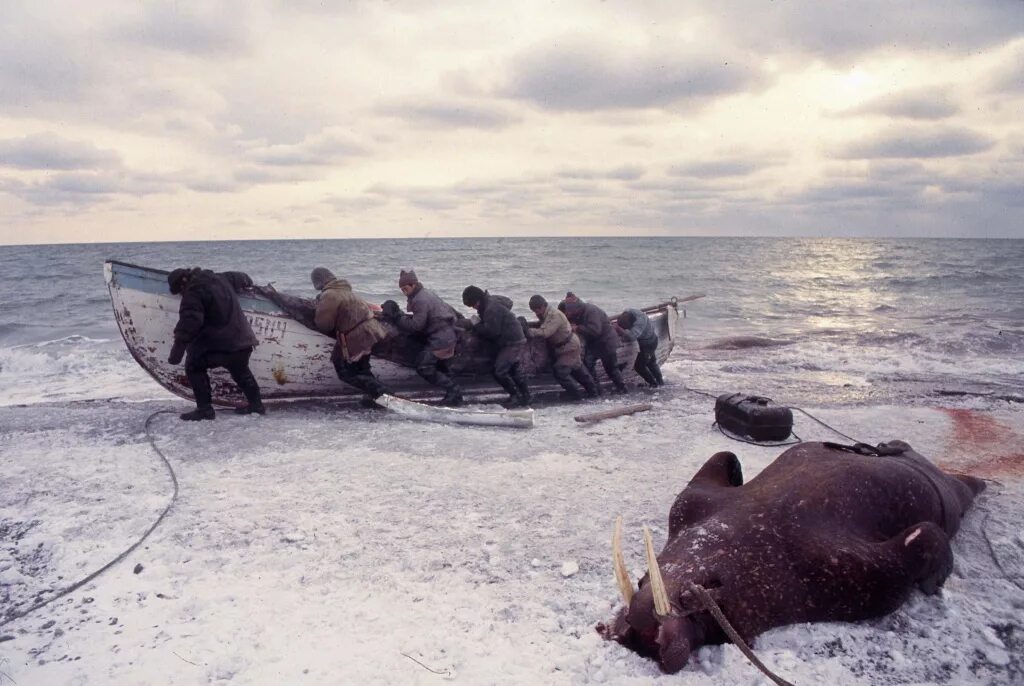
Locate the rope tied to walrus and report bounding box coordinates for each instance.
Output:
[688,583,796,686]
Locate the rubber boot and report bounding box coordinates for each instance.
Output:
[572,367,599,398]
[495,374,520,408]
[184,369,216,420]
[512,370,532,407]
[440,385,464,407]
[181,407,216,421]
[232,367,266,415]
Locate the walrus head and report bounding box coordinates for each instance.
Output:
[597,517,718,673]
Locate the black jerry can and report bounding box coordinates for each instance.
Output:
[714,393,794,442]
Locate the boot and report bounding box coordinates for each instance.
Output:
[181,407,216,421]
[184,368,216,420]
[606,363,628,394]
[512,372,532,407]
[440,386,464,407]
[650,363,664,387]
[572,367,600,398]
[233,367,266,414]
[496,375,521,408]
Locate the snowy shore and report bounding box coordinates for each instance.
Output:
[2,362,1022,685]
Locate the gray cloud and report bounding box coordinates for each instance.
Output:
[110,3,251,56]
[837,88,960,120]
[0,8,97,107]
[504,43,764,111]
[0,133,122,171]
[245,131,369,167]
[837,126,995,159]
[556,165,646,181]
[1,170,177,207]
[668,158,779,178]
[717,1,1024,59]
[376,99,522,130]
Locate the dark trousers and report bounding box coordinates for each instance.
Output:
[332,351,388,398]
[553,362,598,398]
[584,342,626,392]
[415,349,459,392]
[185,347,261,410]
[634,337,663,387]
[493,342,529,398]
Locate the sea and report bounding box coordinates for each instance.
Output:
[0,236,1022,408]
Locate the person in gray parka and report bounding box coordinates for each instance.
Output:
[380,269,464,406]
[616,308,663,387]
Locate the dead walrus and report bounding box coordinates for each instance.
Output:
[599,440,985,674]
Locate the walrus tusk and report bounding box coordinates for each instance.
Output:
[613,516,634,605]
[643,526,672,617]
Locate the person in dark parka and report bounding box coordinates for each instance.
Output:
[562,296,627,393]
[380,269,464,406]
[463,285,532,407]
[166,267,264,420]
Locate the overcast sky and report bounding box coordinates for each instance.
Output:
[1,1,1022,244]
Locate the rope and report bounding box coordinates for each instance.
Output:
[789,407,866,445]
[689,584,795,686]
[713,421,802,447]
[0,409,180,629]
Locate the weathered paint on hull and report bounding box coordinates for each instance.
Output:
[104,260,679,406]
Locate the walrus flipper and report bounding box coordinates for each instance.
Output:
[668,452,743,535]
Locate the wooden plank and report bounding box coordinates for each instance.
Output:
[574,403,653,424]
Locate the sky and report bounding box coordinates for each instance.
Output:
[0,0,1022,245]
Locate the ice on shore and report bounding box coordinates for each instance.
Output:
[1,385,1023,685]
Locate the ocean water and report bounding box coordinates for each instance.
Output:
[0,237,1022,407]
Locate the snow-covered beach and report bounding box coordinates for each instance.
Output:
[2,352,1022,685]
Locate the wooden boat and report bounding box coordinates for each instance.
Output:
[104,260,682,407]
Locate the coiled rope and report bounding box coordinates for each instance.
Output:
[0,409,179,629]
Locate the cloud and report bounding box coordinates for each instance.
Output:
[836,126,994,159]
[556,165,646,181]
[245,129,369,167]
[717,1,1024,59]
[110,3,251,56]
[0,9,97,107]
[667,158,779,178]
[0,133,122,171]
[1,170,177,207]
[503,42,764,111]
[376,99,522,130]
[837,88,960,120]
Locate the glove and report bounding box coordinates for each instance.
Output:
[380,300,402,322]
[517,316,530,336]
[167,340,187,365]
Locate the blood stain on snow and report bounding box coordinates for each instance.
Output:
[937,408,1024,478]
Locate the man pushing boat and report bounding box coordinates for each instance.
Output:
[165,267,265,420]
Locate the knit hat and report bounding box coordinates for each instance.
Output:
[168,267,195,295]
[563,299,585,319]
[462,285,485,307]
[398,269,419,288]
[528,295,547,311]
[310,267,336,291]
[618,310,636,329]
[564,291,579,303]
